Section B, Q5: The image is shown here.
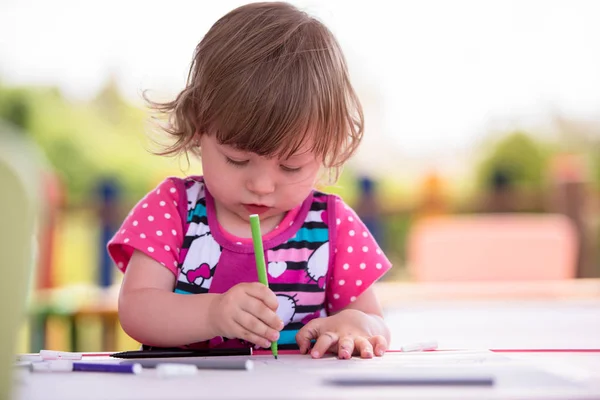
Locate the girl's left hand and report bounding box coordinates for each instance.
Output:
[295,309,389,359]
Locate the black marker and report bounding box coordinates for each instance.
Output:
[111,347,252,359]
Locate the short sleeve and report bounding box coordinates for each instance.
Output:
[327,196,392,313]
[107,178,184,276]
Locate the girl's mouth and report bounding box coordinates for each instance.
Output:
[243,204,271,215]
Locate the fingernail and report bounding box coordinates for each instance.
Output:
[365,351,373,358]
[264,341,271,348]
[311,350,319,358]
[278,320,284,329]
[270,332,279,341]
[376,349,384,356]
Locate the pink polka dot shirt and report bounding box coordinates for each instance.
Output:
[108,177,392,316]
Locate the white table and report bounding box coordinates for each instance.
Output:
[385,299,600,349]
[14,299,600,400]
[13,351,600,400]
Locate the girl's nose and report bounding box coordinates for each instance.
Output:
[246,172,275,196]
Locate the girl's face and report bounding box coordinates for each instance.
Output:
[199,134,322,236]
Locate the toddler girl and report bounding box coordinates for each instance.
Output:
[108,1,392,359]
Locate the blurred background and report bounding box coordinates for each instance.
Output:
[1,0,599,353]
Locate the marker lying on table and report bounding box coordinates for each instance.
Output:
[111,347,252,359]
[156,363,198,378]
[249,214,278,360]
[31,360,142,374]
[326,374,494,387]
[39,350,83,360]
[400,341,438,352]
[16,354,42,362]
[121,358,254,371]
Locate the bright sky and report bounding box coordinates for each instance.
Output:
[1,0,600,172]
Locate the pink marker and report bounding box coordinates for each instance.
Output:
[39,350,83,360]
[401,341,438,352]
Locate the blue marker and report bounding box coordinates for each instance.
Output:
[31,360,142,374]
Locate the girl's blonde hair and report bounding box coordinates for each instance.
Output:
[150,2,364,174]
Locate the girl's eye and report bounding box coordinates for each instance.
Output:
[280,165,301,173]
[225,157,249,167]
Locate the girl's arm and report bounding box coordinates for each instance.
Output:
[119,250,282,348]
[118,250,219,347]
[344,286,391,342]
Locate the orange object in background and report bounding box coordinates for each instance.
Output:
[36,171,64,290]
[414,171,449,220]
[407,214,578,282]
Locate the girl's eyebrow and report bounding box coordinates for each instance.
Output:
[284,149,313,160]
[219,143,249,155]
[219,141,313,160]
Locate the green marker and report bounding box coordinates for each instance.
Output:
[249,214,279,359]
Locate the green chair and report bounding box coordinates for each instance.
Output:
[0,124,42,400]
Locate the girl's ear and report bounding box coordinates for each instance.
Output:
[190,132,204,156]
[194,131,203,147]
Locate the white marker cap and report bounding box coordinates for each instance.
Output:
[131,363,143,375]
[401,341,438,352]
[156,364,198,378]
[31,360,74,372]
[16,354,42,362]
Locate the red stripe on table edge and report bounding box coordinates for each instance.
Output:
[81,349,600,357]
[490,349,600,353]
[252,349,600,355]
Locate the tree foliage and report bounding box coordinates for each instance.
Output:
[476,131,550,190]
[0,82,189,205]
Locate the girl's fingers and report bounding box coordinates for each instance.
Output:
[337,336,355,359]
[311,332,338,359]
[240,296,283,331]
[295,319,321,354]
[369,335,389,356]
[354,336,374,359]
[244,283,279,311]
[233,311,280,346]
[232,321,273,349]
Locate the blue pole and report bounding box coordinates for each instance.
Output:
[97,177,120,288]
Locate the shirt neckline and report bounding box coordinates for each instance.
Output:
[218,205,302,245]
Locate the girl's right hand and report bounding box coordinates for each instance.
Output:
[209,282,283,348]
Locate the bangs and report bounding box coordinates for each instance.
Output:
[211,57,322,160]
